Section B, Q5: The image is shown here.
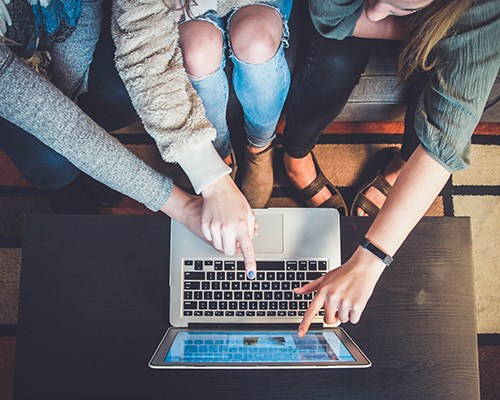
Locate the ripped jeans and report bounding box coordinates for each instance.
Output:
[186,0,293,159]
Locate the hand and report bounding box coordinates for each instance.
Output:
[0,0,12,37]
[201,175,257,278]
[295,248,386,337]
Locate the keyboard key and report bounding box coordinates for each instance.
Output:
[288,311,297,316]
[225,311,235,317]
[217,272,225,281]
[272,282,280,290]
[185,260,194,266]
[279,301,288,310]
[214,291,222,300]
[209,301,217,309]
[289,301,298,310]
[202,282,210,290]
[242,282,251,290]
[278,311,286,317]
[299,301,308,310]
[229,301,238,310]
[219,301,228,310]
[184,311,193,316]
[284,291,293,300]
[274,292,283,300]
[203,291,212,300]
[298,311,305,316]
[237,261,245,270]
[224,261,235,270]
[266,272,275,281]
[237,272,245,280]
[246,311,256,316]
[307,272,323,281]
[222,282,230,290]
[234,291,243,300]
[205,260,213,266]
[264,291,273,300]
[319,261,327,270]
[252,282,260,290]
[244,292,253,300]
[184,281,200,290]
[195,261,203,270]
[185,272,204,280]
[199,301,207,310]
[309,261,317,271]
[184,291,193,299]
[249,301,258,310]
[286,261,298,270]
[256,261,285,270]
[297,272,305,281]
[227,272,235,281]
[183,301,197,309]
[207,271,215,280]
[215,311,224,316]
[281,282,291,290]
[239,301,248,310]
[286,272,295,281]
[299,261,308,270]
[236,311,245,316]
[204,311,214,316]
[257,272,265,281]
[224,292,233,300]
[254,292,263,300]
[257,311,266,316]
[194,311,203,316]
[262,282,270,290]
[231,282,240,290]
[277,272,285,280]
[269,301,278,310]
[214,261,223,270]
[267,311,276,316]
[259,301,268,310]
[211,282,220,290]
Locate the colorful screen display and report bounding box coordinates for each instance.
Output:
[165,331,355,363]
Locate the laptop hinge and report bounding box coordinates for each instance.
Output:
[187,323,324,330]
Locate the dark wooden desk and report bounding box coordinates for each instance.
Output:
[15,215,479,400]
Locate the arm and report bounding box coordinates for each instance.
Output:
[297,146,450,335]
[111,0,256,274]
[352,10,408,40]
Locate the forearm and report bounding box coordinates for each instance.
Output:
[111,0,229,192]
[363,145,450,257]
[352,11,408,40]
[0,46,173,211]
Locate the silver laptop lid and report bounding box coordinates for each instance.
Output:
[169,208,341,327]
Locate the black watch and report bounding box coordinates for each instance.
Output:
[359,237,393,267]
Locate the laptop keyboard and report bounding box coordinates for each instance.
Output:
[182,260,328,318]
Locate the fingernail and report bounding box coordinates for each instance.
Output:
[298,329,304,337]
[247,270,255,280]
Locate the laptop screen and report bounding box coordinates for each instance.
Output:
[164,330,355,364]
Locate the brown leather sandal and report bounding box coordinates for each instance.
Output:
[297,152,348,215]
[350,147,400,217]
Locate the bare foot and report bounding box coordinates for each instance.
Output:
[284,152,332,207]
[355,151,405,216]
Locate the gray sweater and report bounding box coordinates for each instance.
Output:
[0,44,173,211]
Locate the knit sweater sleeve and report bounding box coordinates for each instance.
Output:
[413,0,500,172]
[111,0,230,193]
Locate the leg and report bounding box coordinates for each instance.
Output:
[49,0,104,100]
[77,0,138,131]
[352,72,430,216]
[283,13,371,207]
[228,2,292,207]
[179,18,233,162]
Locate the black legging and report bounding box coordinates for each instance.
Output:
[283,10,427,162]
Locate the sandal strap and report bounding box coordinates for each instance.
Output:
[355,193,380,216]
[372,173,392,197]
[319,194,346,211]
[298,170,330,201]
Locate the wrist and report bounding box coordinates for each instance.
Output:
[201,174,234,198]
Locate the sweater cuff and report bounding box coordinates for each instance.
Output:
[177,141,231,194]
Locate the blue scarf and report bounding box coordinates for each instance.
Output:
[29,0,82,36]
[5,0,82,58]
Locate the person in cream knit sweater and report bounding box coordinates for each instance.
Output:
[112,0,294,278]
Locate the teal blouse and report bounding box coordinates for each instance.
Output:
[309,0,500,171]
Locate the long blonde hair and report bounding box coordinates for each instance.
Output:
[398,0,471,81]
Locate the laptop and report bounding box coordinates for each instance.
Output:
[149,208,371,368]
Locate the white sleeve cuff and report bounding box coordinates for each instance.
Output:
[177,140,231,194]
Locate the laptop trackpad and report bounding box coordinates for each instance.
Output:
[253,214,283,253]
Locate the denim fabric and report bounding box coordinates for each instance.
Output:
[187,0,293,158]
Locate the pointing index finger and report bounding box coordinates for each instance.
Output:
[297,293,324,337]
[237,232,256,279]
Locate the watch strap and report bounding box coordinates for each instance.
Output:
[359,237,393,267]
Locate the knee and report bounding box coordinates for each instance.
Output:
[230,6,283,64]
[179,21,223,77]
[22,151,79,190]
